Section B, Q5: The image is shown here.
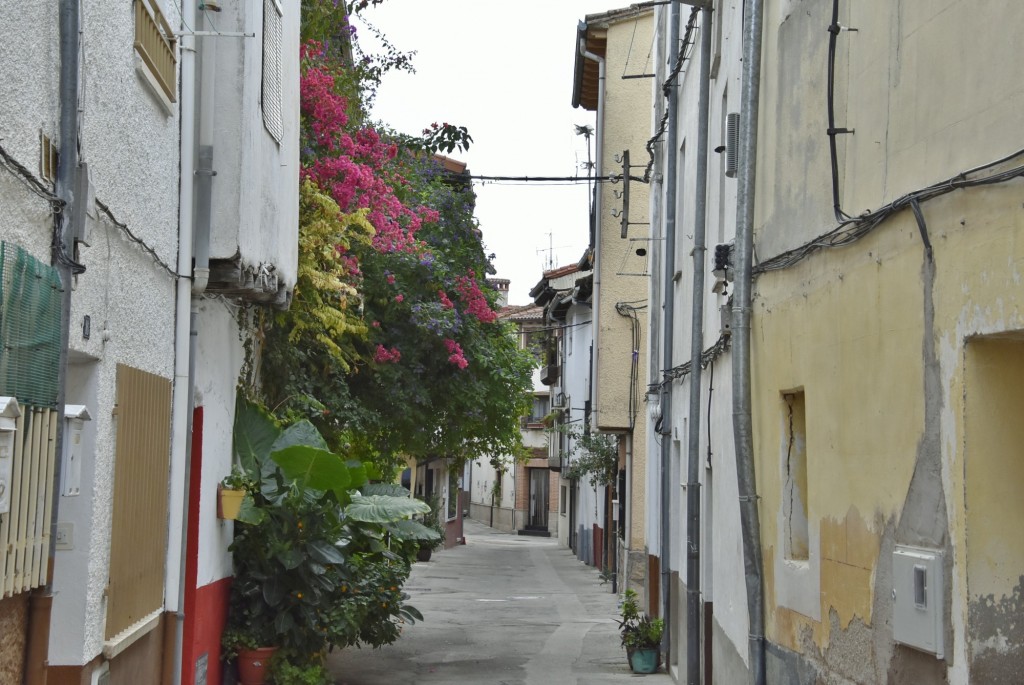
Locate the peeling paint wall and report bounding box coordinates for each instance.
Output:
[964,338,1024,682]
[751,1,1024,683]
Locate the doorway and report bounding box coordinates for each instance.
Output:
[529,468,549,529]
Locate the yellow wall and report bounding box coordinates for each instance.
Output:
[752,1,1024,678]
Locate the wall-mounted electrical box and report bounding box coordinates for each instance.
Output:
[892,545,944,659]
[0,396,21,515]
[61,404,91,497]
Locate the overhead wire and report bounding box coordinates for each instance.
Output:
[753,147,1024,275]
[642,7,700,184]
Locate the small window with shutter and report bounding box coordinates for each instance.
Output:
[262,0,284,143]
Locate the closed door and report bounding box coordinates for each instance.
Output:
[529,469,548,528]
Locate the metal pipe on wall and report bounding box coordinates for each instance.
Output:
[685,5,714,683]
[733,0,767,682]
[170,0,198,680]
[659,0,682,660]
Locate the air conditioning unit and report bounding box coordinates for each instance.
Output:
[551,392,566,409]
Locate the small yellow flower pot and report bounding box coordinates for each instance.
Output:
[218,484,245,520]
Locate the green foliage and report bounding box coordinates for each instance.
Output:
[618,589,664,651]
[557,424,619,488]
[225,396,430,669]
[271,658,332,685]
[416,493,446,552]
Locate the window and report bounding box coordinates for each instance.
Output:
[529,395,550,424]
[134,0,178,104]
[782,390,809,560]
[261,0,284,143]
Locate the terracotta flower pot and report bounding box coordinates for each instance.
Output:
[236,646,277,685]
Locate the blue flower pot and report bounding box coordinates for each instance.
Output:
[629,648,660,674]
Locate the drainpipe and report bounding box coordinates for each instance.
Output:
[169,0,198,681]
[579,26,605,425]
[685,6,713,683]
[624,432,632,569]
[28,3,82,684]
[659,0,681,659]
[733,0,766,682]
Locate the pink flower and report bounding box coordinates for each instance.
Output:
[454,274,497,323]
[443,339,469,369]
[374,345,401,364]
[394,294,404,303]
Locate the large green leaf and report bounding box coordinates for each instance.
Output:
[271,419,329,453]
[345,494,429,523]
[362,483,412,498]
[307,539,347,565]
[233,395,282,477]
[345,460,368,488]
[235,494,267,525]
[387,519,441,542]
[271,445,350,499]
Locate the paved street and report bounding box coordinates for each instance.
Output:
[326,519,672,684]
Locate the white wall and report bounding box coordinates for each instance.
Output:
[207,0,299,285]
[0,0,185,663]
[648,1,750,670]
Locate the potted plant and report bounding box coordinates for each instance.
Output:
[218,470,250,520]
[414,493,446,562]
[223,397,435,681]
[618,588,663,674]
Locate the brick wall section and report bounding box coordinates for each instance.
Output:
[514,465,528,511]
[549,470,559,512]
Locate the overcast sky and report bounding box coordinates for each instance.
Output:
[356,0,643,305]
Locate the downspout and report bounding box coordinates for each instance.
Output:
[170,0,198,681]
[733,0,766,683]
[624,432,632,574]
[659,0,681,660]
[29,3,81,683]
[685,6,713,683]
[579,27,605,426]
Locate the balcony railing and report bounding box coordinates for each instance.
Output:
[135,0,177,103]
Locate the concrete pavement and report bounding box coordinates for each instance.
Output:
[327,519,672,684]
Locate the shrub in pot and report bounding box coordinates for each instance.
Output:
[223,397,439,678]
[618,588,663,674]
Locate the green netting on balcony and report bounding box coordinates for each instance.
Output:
[0,242,63,407]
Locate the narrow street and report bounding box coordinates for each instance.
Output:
[327,519,671,685]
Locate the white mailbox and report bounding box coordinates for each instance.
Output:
[893,545,944,659]
[0,396,22,515]
[61,404,91,497]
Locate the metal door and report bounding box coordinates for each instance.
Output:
[529,468,548,528]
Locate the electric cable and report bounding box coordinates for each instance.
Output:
[753,147,1024,275]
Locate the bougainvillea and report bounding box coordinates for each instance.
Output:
[260,6,534,473]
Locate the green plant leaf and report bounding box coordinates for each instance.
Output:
[233,395,282,477]
[361,483,412,498]
[271,419,329,452]
[263,576,286,607]
[345,494,429,523]
[307,539,347,565]
[346,459,368,488]
[235,494,267,525]
[386,519,441,542]
[400,605,423,623]
[271,445,351,499]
